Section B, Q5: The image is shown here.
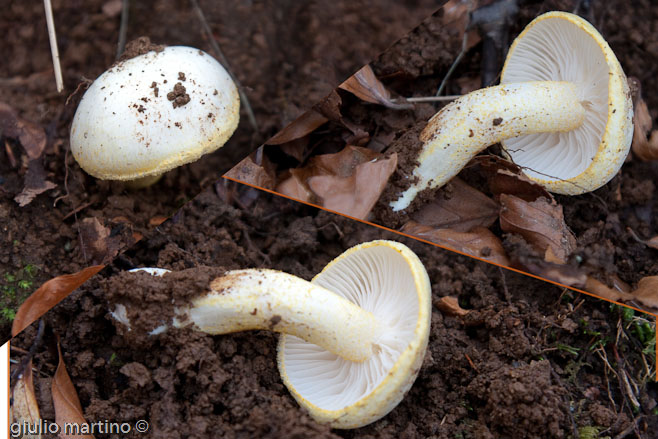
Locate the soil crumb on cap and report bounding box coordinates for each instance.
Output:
[167,82,191,108]
[118,36,165,62]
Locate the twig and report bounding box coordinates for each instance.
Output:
[436,30,469,97]
[43,0,64,93]
[189,0,258,134]
[116,0,130,60]
[392,95,461,103]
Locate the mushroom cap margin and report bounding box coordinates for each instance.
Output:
[500,11,633,195]
[277,240,432,429]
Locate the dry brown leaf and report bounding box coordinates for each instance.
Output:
[499,194,576,264]
[631,94,658,161]
[442,0,482,51]
[266,110,328,145]
[436,296,470,317]
[477,155,552,202]
[79,217,122,265]
[401,222,510,266]
[647,236,658,250]
[224,152,276,190]
[410,178,499,232]
[148,216,168,227]
[339,65,413,110]
[630,276,658,310]
[308,153,398,219]
[11,360,42,439]
[276,169,317,204]
[276,145,397,219]
[53,341,94,439]
[585,276,635,303]
[518,258,587,288]
[14,159,57,207]
[313,90,343,122]
[12,265,105,336]
[0,101,47,159]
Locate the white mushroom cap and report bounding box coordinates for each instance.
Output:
[70,46,240,181]
[501,11,633,194]
[277,240,431,428]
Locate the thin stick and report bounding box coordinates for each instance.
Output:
[436,30,469,97]
[116,0,130,59]
[189,0,258,134]
[43,0,64,93]
[391,95,461,103]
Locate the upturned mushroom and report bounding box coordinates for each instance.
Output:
[112,240,431,429]
[390,11,633,212]
[70,46,240,187]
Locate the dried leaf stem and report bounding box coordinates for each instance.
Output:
[43,0,64,92]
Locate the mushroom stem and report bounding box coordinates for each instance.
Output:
[124,173,164,189]
[175,269,384,363]
[390,80,586,212]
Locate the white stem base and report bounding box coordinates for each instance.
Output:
[176,269,383,363]
[390,81,585,212]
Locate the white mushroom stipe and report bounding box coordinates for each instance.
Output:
[391,81,585,211]
[390,11,633,212]
[112,240,431,429]
[70,46,240,185]
[180,269,383,363]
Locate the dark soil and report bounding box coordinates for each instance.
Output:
[11,184,657,438]
[231,0,658,309]
[0,0,439,336]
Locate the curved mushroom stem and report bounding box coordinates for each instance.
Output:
[174,269,384,363]
[390,81,586,212]
[124,173,164,189]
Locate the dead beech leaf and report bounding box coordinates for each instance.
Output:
[410,177,499,232]
[477,155,552,202]
[630,90,658,161]
[79,217,122,265]
[12,265,105,336]
[11,360,42,439]
[499,194,576,264]
[518,257,587,288]
[401,222,510,266]
[53,341,94,439]
[276,169,318,204]
[585,276,635,303]
[339,65,413,110]
[308,153,398,219]
[0,101,47,159]
[630,276,658,310]
[224,152,276,190]
[266,110,328,145]
[14,158,57,207]
[647,236,658,250]
[277,145,397,219]
[442,0,482,51]
[436,296,470,317]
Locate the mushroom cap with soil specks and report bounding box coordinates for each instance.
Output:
[277,240,431,428]
[500,11,633,194]
[70,46,240,181]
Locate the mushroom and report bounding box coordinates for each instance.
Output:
[113,240,431,428]
[70,46,240,187]
[390,11,633,212]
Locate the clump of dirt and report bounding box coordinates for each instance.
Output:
[12,185,656,438]
[117,36,165,62]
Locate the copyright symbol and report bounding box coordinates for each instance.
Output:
[135,420,149,433]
